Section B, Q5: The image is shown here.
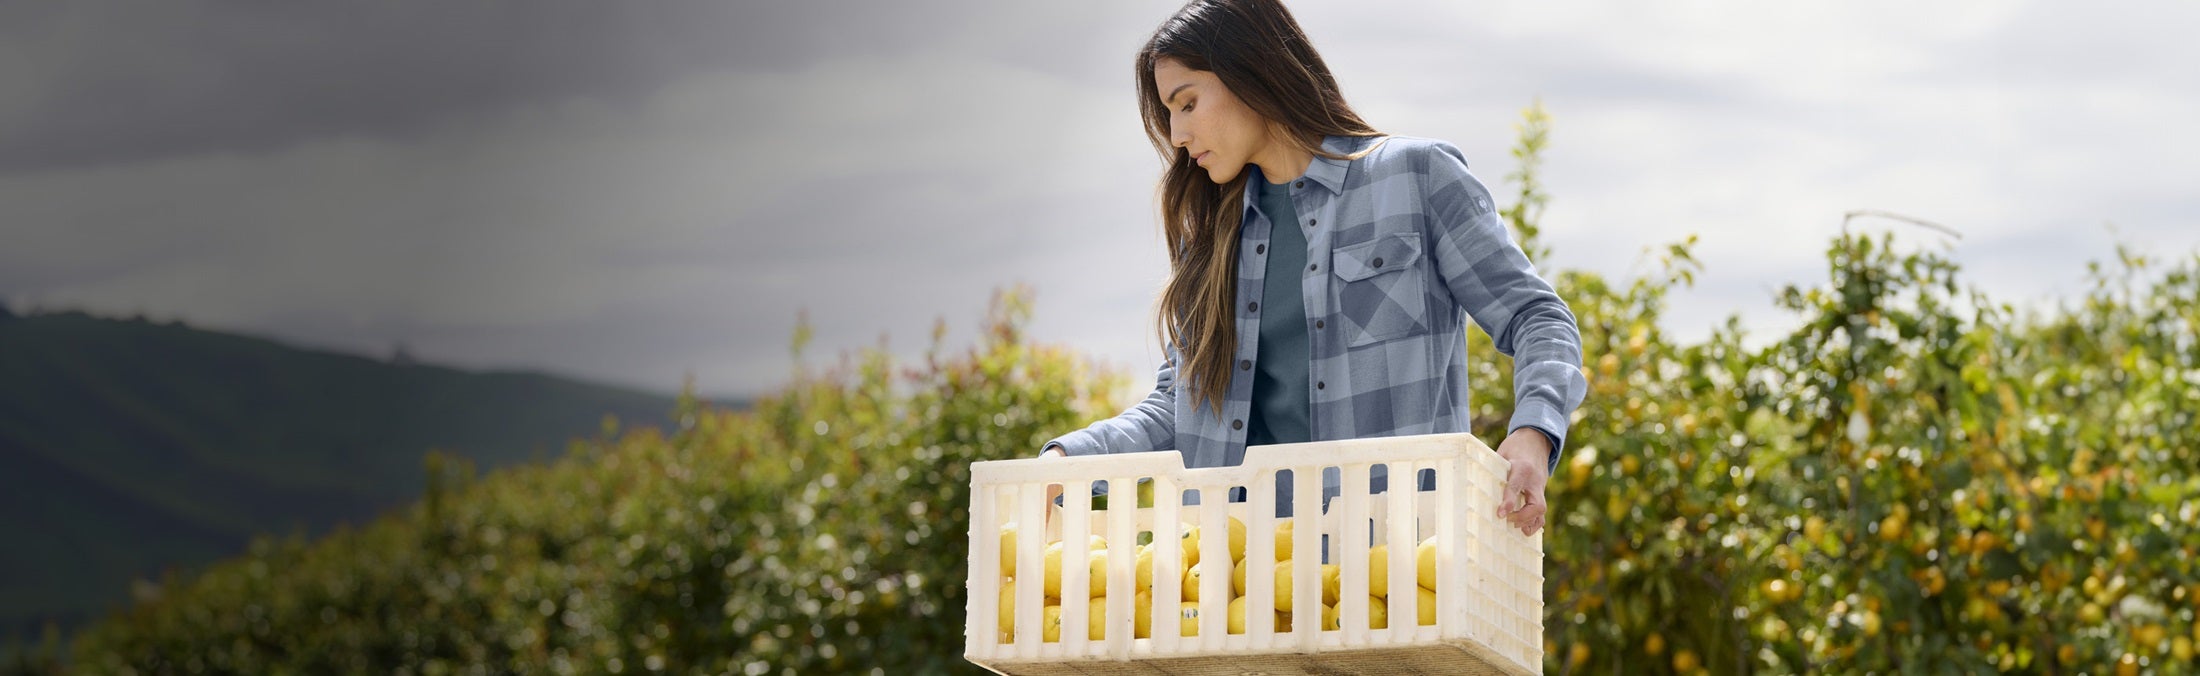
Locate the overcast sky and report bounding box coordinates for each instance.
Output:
[4,1,2196,404]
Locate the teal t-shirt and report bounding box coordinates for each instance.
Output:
[1247,175,1312,449]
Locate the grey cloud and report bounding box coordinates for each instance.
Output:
[0,0,1162,175]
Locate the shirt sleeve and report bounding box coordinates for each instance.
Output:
[1040,339,1180,458]
[1418,139,1589,476]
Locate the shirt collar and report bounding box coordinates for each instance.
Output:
[1241,134,1376,219]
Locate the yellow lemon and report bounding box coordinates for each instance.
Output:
[1133,590,1154,639]
[1042,541,1068,598]
[1135,543,1156,593]
[1085,598,1108,640]
[1672,649,1700,673]
[1227,516,1248,562]
[1272,560,1305,612]
[1231,555,1249,596]
[1227,596,1293,633]
[1368,544,1391,598]
[998,579,1019,636]
[1000,522,1020,577]
[1177,601,1203,637]
[1322,602,1340,631]
[1414,538,1441,590]
[1272,519,1295,561]
[1084,550,1110,598]
[1044,536,1108,598]
[1182,561,1208,602]
[1042,604,1064,642]
[1365,595,1388,630]
[1416,587,1437,626]
[1178,525,1203,568]
[1321,563,1341,607]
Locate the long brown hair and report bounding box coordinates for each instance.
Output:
[1135,0,1386,419]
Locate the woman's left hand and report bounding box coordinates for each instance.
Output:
[1494,429,1552,536]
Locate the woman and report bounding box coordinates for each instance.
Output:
[1040,0,1585,538]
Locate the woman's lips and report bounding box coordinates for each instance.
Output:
[1195,151,1211,165]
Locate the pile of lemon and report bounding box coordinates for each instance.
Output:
[997,518,1445,642]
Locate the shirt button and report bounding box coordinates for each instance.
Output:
[1315,320,1324,329]
[1308,263,1318,272]
[1372,257,1384,267]
[1240,359,1252,370]
[1248,301,1259,313]
[1295,181,1304,189]
[1317,381,1325,390]
[1232,419,1244,430]
[1309,218,1317,226]
[1256,244,1265,254]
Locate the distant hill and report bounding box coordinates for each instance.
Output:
[0,309,745,651]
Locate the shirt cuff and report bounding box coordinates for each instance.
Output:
[1508,406,1568,474]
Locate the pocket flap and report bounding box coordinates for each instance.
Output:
[1330,232,1423,282]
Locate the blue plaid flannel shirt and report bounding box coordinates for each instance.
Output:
[1044,133,1588,509]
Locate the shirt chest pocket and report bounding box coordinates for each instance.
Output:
[1329,231,1431,348]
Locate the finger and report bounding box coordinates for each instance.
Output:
[1510,496,1545,534]
[1514,511,1542,536]
[1500,466,1529,514]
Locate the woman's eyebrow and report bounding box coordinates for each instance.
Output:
[1166,83,1194,106]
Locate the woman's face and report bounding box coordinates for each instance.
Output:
[1152,57,1271,185]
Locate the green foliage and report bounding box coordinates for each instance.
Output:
[66,283,1126,675]
[60,107,2200,676]
[1512,165,2200,672]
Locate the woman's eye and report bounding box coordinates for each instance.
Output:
[1180,102,1194,112]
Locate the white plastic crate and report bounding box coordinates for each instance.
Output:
[963,432,1543,676]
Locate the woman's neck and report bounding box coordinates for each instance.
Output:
[1250,136,1314,184]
